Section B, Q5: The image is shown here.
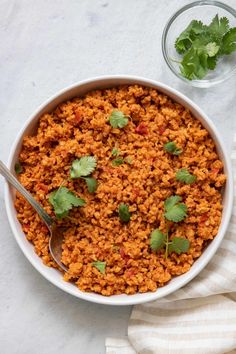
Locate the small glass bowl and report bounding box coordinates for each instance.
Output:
[162,1,236,87]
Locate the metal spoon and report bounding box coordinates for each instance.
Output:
[0,160,67,272]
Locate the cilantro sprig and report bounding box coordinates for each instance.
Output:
[70,156,97,178]
[118,203,131,223]
[174,15,236,80]
[48,156,97,218]
[150,229,166,251]
[164,195,187,222]
[111,147,120,156]
[15,162,23,174]
[81,177,97,193]
[92,261,106,274]
[176,168,197,184]
[112,157,124,166]
[164,141,182,156]
[221,28,236,54]
[70,156,98,193]
[150,229,190,256]
[111,147,133,167]
[109,110,129,128]
[112,156,132,167]
[150,195,189,257]
[49,187,85,219]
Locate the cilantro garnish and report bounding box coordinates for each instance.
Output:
[150,229,166,251]
[49,187,85,219]
[92,261,106,274]
[168,237,190,255]
[111,147,120,156]
[174,15,236,80]
[176,168,197,184]
[109,111,129,128]
[118,203,131,223]
[221,28,236,54]
[164,195,187,222]
[150,228,190,256]
[81,177,97,193]
[175,20,207,54]
[164,141,182,156]
[206,42,220,57]
[208,15,229,39]
[112,155,132,166]
[15,162,23,174]
[70,156,97,193]
[150,195,189,257]
[70,156,97,178]
[112,157,124,166]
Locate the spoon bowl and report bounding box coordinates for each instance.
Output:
[0,160,67,271]
[49,224,68,272]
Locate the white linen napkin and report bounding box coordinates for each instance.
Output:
[106,136,236,354]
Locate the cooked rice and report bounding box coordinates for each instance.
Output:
[15,85,226,296]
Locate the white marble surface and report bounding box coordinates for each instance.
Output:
[0,1,235,353]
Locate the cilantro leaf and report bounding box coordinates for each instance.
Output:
[221,28,236,54]
[109,111,129,128]
[164,195,187,222]
[15,162,23,174]
[82,177,97,193]
[206,42,220,57]
[112,148,120,156]
[207,56,217,70]
[208,15,229,39]
[70,156,97,178]
[169,237,190,255]
[175,20,206,54]
[49,187,85,218]
[112,157,124,166]
[164,141,182,155]
[180,46,208,80]
[92,261,106,274]
[118,203,131,223]
[176,168,197,184]
[112,156,132,166]
[164,195,182,210]
[150,229,166,252]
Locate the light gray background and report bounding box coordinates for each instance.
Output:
[0,1,235,354]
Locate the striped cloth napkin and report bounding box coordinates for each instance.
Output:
[106,136,236,354]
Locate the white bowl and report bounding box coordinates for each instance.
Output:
[5,75,233,305]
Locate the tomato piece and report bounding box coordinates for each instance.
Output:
[41,225,49,233]
[135,122,148,135]
[132,188,140,198]
[212,168,220,175]
[23,223,30,231]
[37,183,48,193]
[126,269,137,277]
[120,248,130,263]
[75,110,82,123]
[199,213,208,223]
[159,125,166,135]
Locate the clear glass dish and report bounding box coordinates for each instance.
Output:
[162,1,236,87]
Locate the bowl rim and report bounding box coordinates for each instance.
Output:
[161,0,236,87]
[4,75,234,305]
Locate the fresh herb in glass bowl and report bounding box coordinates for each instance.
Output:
[175,15,236,80]
[162,1,236,87]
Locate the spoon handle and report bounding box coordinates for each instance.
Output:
[0,160,53,228]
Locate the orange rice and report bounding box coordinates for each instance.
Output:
[15,85,226,296]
